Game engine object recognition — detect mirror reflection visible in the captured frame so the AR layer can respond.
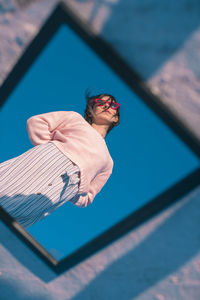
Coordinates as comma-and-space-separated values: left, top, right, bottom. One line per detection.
0, 24, 199, 260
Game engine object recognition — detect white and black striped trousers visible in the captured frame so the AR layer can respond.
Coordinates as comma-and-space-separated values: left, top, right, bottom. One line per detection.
0, 142, 80, 228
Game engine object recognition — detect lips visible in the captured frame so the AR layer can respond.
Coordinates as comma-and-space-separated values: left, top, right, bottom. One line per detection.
102, 110, 111, 114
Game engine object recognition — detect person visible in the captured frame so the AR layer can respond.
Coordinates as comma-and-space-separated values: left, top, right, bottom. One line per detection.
0, 92, 120, 228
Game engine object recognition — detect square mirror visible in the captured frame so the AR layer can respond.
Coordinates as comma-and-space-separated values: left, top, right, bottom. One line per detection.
0, 2, 199, 273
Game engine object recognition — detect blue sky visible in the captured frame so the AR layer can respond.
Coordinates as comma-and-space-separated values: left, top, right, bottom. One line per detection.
0, 24, 199, 260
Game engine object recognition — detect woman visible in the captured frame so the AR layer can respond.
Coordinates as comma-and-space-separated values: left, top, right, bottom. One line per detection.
0, 92, 120, 228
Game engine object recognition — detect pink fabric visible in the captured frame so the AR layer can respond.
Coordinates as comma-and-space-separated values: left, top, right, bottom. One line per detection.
26, 111, 113, 207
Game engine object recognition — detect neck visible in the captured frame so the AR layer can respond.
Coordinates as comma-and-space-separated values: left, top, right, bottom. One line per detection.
91, 123, 108, 139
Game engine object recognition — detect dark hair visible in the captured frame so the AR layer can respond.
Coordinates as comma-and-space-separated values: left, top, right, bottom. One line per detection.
84, 89, 120, 137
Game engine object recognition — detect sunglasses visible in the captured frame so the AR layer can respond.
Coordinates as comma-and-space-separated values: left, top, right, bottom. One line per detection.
94, 98, 120, 110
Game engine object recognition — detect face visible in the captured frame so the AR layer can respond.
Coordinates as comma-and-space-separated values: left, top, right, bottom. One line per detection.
91, 96, 119, 125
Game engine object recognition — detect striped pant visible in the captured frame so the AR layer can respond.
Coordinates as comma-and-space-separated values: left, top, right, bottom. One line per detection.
0, 142, 80, 228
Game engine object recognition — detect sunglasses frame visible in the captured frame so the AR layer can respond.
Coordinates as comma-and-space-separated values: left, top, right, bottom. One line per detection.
94, 98, 120, 110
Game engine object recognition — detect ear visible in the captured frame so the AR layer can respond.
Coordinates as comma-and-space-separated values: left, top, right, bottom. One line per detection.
113, 114, 119, 123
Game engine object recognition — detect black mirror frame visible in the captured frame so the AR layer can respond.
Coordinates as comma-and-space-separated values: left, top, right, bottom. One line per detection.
0, 1, 199, 274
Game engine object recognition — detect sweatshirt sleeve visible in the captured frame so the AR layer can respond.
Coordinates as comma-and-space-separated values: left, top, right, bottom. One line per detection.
26, 111, 75, 145
69, 166, 113, 208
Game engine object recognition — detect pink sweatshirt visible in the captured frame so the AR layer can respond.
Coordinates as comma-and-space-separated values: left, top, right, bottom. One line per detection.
26, 110, 114, 207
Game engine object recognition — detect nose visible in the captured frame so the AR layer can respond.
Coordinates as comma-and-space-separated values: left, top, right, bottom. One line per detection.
104, 101, 110, 109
